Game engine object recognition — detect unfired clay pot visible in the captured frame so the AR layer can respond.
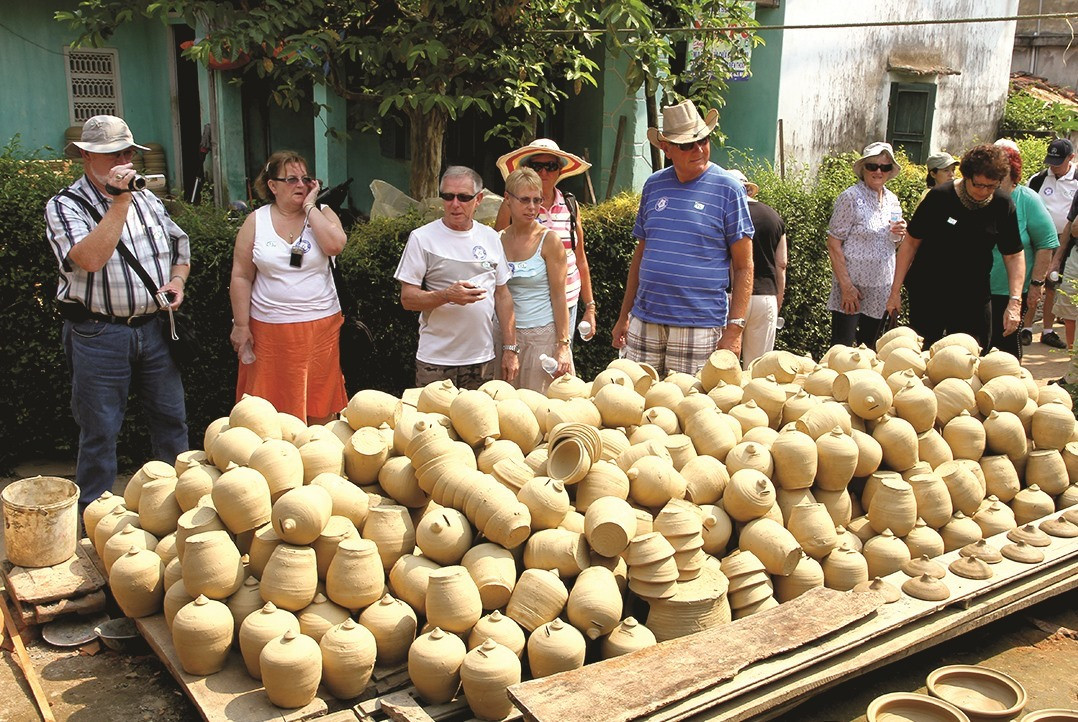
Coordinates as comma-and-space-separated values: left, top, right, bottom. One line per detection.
110, 547, 165, 618
271, 485, 333, 545
425, 565, 483, 635
172, 595, 234, 675
408, 627, 468, 704
326, 537, 385, 611
358, 594, 418, 665
260, 544, 318, 611
505, 568, 568, 632
467, 610, 526, 657
260, 630, 322, 708
248, 439, 303, 502
416, 508, 475, 565
181, 530, 244, 600
319, 618, 378, 700
363, 504, 417, 571
527, 618, 587, 678
239, 602, 300, 679
211, 466, 273, 534
460, 639, 522, 720
566, 566, 623, 640
297, 593, 351, 643
601, 617, 657, 659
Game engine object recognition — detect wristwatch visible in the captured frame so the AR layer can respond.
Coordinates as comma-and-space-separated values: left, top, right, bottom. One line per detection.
557, 338, 571, 346
1030, 279, 1045, 287
502, 344, 520, 353
728, 318, 746, 329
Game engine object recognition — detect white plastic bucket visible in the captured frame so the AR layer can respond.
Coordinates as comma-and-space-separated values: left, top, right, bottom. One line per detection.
2, 476, 79, 568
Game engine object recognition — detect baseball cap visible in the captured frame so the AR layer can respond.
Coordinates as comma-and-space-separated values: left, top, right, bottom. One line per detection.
1044, 138, 1074, 165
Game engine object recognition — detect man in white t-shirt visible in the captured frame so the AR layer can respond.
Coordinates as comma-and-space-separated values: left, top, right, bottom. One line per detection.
395, 166, 519, 388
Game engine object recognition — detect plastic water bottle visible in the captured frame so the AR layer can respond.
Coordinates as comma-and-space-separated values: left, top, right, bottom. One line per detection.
890, 209, 903, 244
577, 320, 593, 340
539, 354, 558, 377
240, 342, 256, 365
775, 316, 785, 330
1050, 271, 1061, 283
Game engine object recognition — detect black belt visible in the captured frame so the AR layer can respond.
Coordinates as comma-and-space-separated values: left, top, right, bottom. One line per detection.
59, 302, 159, 326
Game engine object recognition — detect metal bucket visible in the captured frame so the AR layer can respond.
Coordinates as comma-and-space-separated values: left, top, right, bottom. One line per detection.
2, 476, 79, 568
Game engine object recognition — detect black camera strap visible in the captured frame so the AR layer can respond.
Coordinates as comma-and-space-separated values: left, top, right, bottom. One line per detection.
58, 189, 178, 339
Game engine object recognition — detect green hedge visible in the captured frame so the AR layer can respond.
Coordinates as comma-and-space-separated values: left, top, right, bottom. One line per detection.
1, 140, 1049, 471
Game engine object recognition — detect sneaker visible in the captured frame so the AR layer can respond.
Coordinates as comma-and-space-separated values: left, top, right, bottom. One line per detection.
1041, 331, 1067, 349
1020, 328, 1033, 346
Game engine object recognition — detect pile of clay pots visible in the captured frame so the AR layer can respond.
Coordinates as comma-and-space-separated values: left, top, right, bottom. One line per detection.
88, 327, 1078, 719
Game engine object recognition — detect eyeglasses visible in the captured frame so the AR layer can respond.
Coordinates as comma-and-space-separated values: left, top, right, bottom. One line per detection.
271, 176, 316, 185
968, 178, 1001, 191
526, 160, 562, 173
864, 163, 894, 173
507, 191, 543, 206
439, 191, 479, 203
674, 138, 709, 152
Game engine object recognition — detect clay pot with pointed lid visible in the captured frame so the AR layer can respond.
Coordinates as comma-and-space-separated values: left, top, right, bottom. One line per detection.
907, 473, 953, 530
181, 529, 244, 600
680, 455, 730, 504
940, 511, 983, 553
344, 387, 399, 429
1012, 485, 1056, 525
597, 617, 655, 660
415, 507, 474, 567
723, 469, 776, 522
767, 428, 816, 491
725, 441, 774, 478
982, 410, 1027, 459
460, 639, 521, 720
296, 593, 350, 643
408, 627, 467, 704
975, 374, 1028, 416
862, 530, 912, 578
1025, 449, 1069, 496
259, 630, 322, 708
84, 491, 126, 543
941, 410, 985, 461
319, 618, 378, 700
926, 344, 977, 384
566, 566, 622, 640
845, 372, 894, 421
94, 505, 140, 559
103, 526, 159, 575
704, 380, 742, 415
467, 611, 526, 657
1031, 399, 1076, 450
495, 398, 542, 454
980, 455, 1021, 502
476, 437, 525, 474
516, 477, 570, 530
681, 407, 737, 460
728, 399, 770, 436
174, 505, 226, 564
171, 595, 233, 675
625, 455, 687, 508
811, 428, 856, 491
229, 394, 282, 440
124, 460, 176, 511
973, 497, 1017, 537
110, 547, 165, 618
527, 618, 587, 679
773, 552, 824, 602
699, 504, 733, 556
270, 485, 333, 546
247, 439, 303, 503
163, 579, 195, 631
358, 594, 417, 665
822, 545, 869, 592
903, 518, 945, 559
871, 414, 919, 473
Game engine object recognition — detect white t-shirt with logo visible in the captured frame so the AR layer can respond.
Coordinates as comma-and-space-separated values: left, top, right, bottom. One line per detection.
1032, 164, 1078, 233
394, 219, 510, 366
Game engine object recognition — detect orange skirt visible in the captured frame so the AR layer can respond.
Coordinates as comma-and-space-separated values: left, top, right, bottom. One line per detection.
236, 313, 348, 421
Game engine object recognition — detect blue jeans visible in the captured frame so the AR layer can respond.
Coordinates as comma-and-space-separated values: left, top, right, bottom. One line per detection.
63, 316, 188, 506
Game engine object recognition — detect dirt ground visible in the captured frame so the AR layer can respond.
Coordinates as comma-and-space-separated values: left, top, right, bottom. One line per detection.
0, 338, 1073, 722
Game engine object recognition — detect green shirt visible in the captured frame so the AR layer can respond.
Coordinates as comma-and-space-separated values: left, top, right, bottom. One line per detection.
990, 184, 1058, 295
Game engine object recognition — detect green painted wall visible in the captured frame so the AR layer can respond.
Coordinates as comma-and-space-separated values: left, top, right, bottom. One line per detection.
0, 4, 176, 176
712, 4, 786, 170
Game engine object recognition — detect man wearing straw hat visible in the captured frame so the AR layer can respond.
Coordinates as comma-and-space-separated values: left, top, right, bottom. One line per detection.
612, 99, 755, 373
45, 115, 190, 510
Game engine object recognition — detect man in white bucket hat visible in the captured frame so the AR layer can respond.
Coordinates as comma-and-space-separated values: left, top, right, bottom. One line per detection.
45, 115, 191, 511
612, 99, 755, 372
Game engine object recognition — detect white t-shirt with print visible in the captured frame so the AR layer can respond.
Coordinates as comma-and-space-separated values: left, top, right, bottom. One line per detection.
394, 219, 510, 366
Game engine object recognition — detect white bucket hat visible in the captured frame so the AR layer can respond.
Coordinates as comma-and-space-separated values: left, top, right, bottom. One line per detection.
647, 99, 719, 148
65, 115, 149, 158
852, 141, 901, 181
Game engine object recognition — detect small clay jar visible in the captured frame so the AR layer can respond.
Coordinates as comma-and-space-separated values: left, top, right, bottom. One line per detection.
566, 566, 623, 640
936, 461, 985, 517
774, 553, 825, 603
983, 410, 1028, 458
867, 477, 918, 536
893, 382, 938, 434
309, 472, 370, 530
980, 455, 1021, 503
467, 611, 526, 657
388, 554, 441, 615
174, 505, 227, 563
124, 460, 176, 510
527, 618, 587, 678
770, 428, 818, 490
903, 519, 945, 559
94, 506, 141, 559
260, 630, 322, 708
723, 469, 777, 522
522, 529, 590, 579
180, 529, 244, 601
862, 530, 912, 579
1032, 399, 1076, 450
358, 594, 418, 665
1012, 485, 1057, 525
505, 568, 568, 632
681, 456, 730, 505
226, 576, 264, 640
786, 502, 838, 560
821, 545, 869, 592
110, 547, 165, 618
297, 593, 351, 643
908, 473, 953, 530
319, 618, 378, 700
940, 511, 984, 553
460, 544, 517, 611
626, 455, 687, 508
364, 504, 417, 571
137, 477, 183, 538
425, 565, 483, 635
247, 438, 303, 502
416, 508, 475, 565
738, 518, 801, 576
408, 627, 468, 704
83, 491, 127, 542
871, 414, 919, 473
973, 498, 1017, 537
1025, 450, 1069, 496
516, 477, 571, 531
211, 465, 273, 534
344, 426, 391, 484
239, 602, 300, 679
103, 526, 159, 575
814, 429, 858, 491
260, 544, 318, 612
326, 537, 385, 612
271, 485, 334, 545
461, 639, 522, 720
164, 579, 195, 631
601, 617, 658, 659
229, 394, 282, 440
172, 595, 234, 675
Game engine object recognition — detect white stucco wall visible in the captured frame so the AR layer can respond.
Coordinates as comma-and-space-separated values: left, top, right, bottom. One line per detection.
775, 1, 1019, 169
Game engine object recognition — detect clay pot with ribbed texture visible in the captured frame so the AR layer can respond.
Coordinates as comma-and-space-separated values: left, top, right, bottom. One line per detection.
974, 498, 1017, 537
155, 533, 178, 565
601, 617, 658, 659
84, 492, 126, 543
388, 554, 440, 615
815, 488, 854, 526
706, 381, 744, 414
181, 530, 244, 600
449, 389, 500, 445
903, 518, 945, 559
174, 506, 226, 563
976, 375, 1029, 415
681, 455, 730, 505
940, 511, 983, 552
934, 378, 978, 426
941, 410, 985, 461
729, 400, 771, 435
574, 461, 630, 511
770, 428, 818, 490
271, 485, 332, 546
211, 426, 264, 471
867, 477, 918, 536
297, 593, 350, 643
409, 627, 467, 704
523, 529, 589, 578
326, 537, 385, 611
917, 429, 954, 469
110, 547, 165, 618
415, 508, 473, 565
248, 439, 303, 502
584, 496, 637, 558
320, 618, 377, 700
211, 466, 272, 534
682, 407, 738, 461
461, 543, 517, 611
247, 524, 280, 580
626, 455, 687, 508
358, 594, 417, 665
934, 461, 983, 516
309, 473, 369, 531
125, 460, 176, 510
983, 410, 1028, 458
468, 611, 526, 656
845, 371, 894, 420
815, 428, 858, 491
781, 389, 820, 426
787, 502, 838, 560
741, 375, 787, 426
863, 530, 912, 578
239, 602, 301, 679
739, 518, 801, 575
725, 442, 773, 479
908, 473, 953, 529
343, 427, 390, 484
226, 576, 263, 639
775, 553, 824, 602
260, 544, 318, 611
872, 414, 919, 472
822, 545, 869, 591
700, 349, 742, 391
528, 618, 586, 678
312, 515, 359, 580
1012, 485, 1056, 525
593, 382, 646, 428
505, 568, 568, 632
104, 527, 159, 574
345, 388, 398, 430
516, 477, 569, 530
1032, 399, 1075, 450
461, 639, 521, 720
172, 595, 233, 675
425, 565, 482, 635
881, 346, 927, 378
892, 381, 937, 434
418, 379, 459, 415
722, 469, 776, 522
795, 401, 853, 440
229, 394, 281, 440
163, 580, 195, 631
496, 399, 542, 454
363, 504, 416, 571
1025, 449, 1068, 495
566, 566, 622, 640
137, 477, 182, 537
260, 630, 321, 708
926, 345, 977, 384
981, 455, 1021, 502
299, 438, 346, 483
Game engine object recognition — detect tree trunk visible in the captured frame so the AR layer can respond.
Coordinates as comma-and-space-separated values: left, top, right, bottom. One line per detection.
645, 83, 663, 171
407, 106, 448, 200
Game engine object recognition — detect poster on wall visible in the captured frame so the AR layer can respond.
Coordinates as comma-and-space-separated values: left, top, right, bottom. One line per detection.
688, 2, 755, 82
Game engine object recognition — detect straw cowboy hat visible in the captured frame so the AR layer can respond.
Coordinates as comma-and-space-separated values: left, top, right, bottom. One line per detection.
852, 141, 902, 181
65, 115, 149, 159
726, 169, 759, 197
647, 99, 719, 148
496, 138, 591, 181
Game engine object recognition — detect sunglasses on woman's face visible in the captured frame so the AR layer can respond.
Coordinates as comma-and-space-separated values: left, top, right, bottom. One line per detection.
864, 163, 893, 173
508, 191, 543, 206
439, 191, 478, 203
526, 160, 562, 173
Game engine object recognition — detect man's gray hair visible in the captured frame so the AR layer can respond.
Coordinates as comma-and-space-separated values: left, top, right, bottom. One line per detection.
440, 166, 483, 194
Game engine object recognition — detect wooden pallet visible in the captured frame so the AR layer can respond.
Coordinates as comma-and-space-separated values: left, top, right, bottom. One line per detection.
355, 689, 522, 722
1, 541, 106, 624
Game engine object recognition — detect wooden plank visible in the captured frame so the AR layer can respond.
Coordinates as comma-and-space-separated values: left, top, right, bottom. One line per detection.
508, 587, 883, 722
23, 590, 106, 625
355, 689, 520, 722
2, 542, 106, 604
135, 613, 329, 722
78, 539, 107, 579
0, 591, 56, 722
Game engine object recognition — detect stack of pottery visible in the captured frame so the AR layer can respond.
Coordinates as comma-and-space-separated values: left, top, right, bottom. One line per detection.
720, 550, 777, 619
653, 501, 706, 580
645, 556, 731, 641
624, 532, 679, 599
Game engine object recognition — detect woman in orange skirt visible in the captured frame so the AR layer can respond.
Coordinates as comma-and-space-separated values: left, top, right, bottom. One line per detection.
230, 151, 348, 423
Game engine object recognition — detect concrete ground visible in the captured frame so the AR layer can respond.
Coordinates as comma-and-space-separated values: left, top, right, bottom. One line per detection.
0, 335, 1072, 721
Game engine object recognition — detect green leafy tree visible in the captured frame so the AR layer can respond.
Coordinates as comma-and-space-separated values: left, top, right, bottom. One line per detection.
58, 0, 757, 199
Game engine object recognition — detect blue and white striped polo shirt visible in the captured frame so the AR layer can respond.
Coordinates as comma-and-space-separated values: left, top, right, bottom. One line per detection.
631, 164, 755, 327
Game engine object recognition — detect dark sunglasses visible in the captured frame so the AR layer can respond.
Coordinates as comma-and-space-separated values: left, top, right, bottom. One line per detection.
439, 191, 478, 203
525, 160, 562, 172
863, 163, 893, 173
507, 191, 543, 205
271, 175, 316, 185
674, 138, 709, 152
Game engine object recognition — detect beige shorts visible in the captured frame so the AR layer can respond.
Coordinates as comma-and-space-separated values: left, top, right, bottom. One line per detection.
1052, 252, 1078, 321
